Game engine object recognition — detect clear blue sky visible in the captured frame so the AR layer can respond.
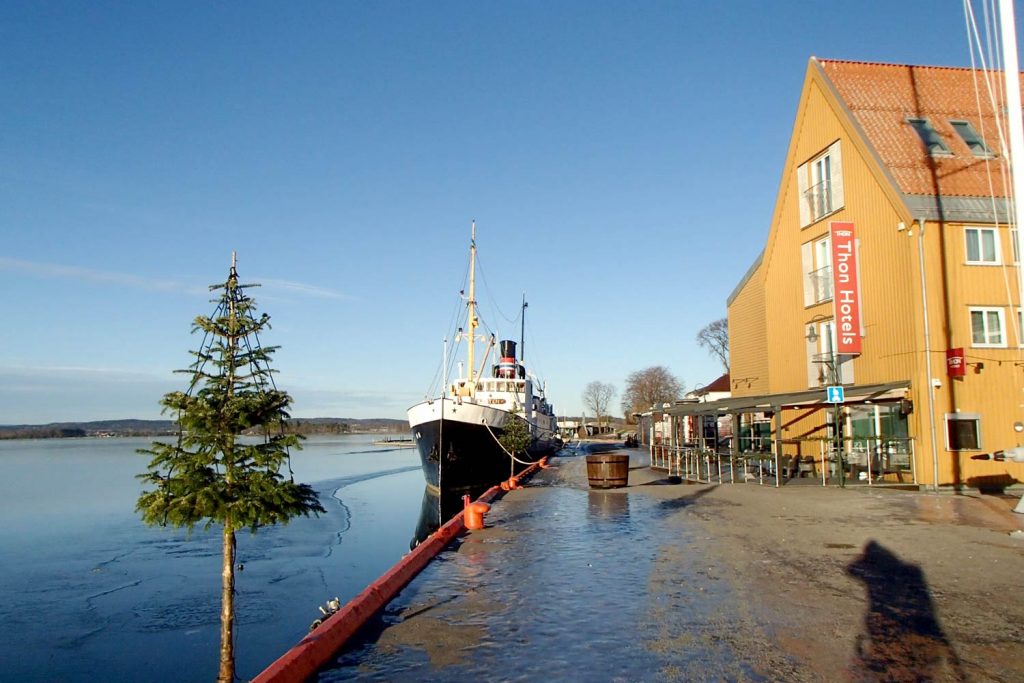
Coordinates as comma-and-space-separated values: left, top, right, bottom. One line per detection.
0, 2, 1008, 423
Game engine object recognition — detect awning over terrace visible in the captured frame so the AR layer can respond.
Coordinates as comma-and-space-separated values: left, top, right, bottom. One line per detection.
664, 381, 911, 417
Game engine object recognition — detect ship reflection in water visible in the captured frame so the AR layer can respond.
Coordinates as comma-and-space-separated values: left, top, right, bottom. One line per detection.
410, 486, 490, 548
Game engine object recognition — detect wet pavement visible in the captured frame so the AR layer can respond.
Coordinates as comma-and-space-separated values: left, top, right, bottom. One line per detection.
317, 449, 793, 681
308, 445, 1024, 682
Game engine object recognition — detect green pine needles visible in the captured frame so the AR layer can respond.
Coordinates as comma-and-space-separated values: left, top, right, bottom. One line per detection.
499, 409, 533, 462
136, 256, 324, 682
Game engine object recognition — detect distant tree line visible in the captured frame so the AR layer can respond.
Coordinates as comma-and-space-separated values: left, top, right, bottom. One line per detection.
0, 427, 89, 440
283, 420, 351, 435
1, 418, 408, 440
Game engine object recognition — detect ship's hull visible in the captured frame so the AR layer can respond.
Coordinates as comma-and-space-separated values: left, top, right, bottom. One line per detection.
407, 398, 560, 495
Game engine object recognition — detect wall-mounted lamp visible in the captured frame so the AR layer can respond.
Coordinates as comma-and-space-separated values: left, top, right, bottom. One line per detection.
1015, 421, 1024, 433
806, 325, 818, 343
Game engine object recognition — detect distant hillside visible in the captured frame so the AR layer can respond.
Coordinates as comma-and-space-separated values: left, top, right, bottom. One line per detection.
0, 417, 409, 440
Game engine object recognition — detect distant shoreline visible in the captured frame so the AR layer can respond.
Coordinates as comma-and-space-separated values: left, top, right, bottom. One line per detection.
0, 418, 410, 441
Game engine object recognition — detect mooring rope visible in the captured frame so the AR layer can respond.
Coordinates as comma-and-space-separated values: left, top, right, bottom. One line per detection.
482, 419, 541, 466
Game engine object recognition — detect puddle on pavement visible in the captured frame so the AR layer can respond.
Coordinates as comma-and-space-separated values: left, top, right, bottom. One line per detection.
318, 486, 768, 681
909, 493, 1013, 529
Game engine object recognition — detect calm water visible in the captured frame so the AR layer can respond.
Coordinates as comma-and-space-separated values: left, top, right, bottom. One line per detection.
0, 435, 425, 682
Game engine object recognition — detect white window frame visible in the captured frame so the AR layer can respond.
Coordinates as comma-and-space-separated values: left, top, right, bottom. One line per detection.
801, 235, 833, 306
964, 227, 1001, 265
1012, 229, 1019, 264
797, 141, 844, 228
805, 320, 854, 387
969, 306, 1006, 348
945, 413, 981, 451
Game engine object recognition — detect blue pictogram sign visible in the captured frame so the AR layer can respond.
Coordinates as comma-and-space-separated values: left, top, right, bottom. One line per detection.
826, 386, 845, 403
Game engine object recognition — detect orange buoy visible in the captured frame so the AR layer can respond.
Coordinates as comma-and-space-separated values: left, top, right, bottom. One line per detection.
464, 501, 491, 530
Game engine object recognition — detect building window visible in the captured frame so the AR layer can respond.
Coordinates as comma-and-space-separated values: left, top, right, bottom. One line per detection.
805, 319, 854, 387
908, 118, 951, 156
950, 120, 994, 157
945, 414, 981, 451
802, 236, 833, 305
1013, 229, 1019, 263
965, 227, 1000, 264
798, 141, 844, 227
970, 306, 1005, 347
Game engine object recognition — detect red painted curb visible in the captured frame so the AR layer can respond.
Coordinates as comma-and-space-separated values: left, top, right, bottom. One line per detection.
251, 456, 548, 682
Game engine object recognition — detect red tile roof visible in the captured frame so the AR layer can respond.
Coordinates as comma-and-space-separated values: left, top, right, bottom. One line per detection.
818, 59, 1021, 198
697, 373, 730, 394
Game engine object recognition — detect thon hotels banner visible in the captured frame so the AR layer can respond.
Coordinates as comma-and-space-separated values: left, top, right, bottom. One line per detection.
830, 221, 862, 355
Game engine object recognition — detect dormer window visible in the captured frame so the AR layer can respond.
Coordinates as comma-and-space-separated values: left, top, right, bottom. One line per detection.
907, 118, 951, 156
950, 120, 994, 157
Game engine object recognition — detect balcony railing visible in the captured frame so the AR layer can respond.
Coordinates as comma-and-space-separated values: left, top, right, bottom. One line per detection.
804, 179, 833, 220
808, 265, 833, 303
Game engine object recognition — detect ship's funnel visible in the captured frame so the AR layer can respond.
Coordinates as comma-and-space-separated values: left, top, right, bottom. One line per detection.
496, 340, 518, 378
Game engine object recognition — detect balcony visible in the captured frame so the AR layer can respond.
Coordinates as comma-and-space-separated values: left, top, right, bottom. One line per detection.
804, 179, 833, 221
808, 265, 833, 303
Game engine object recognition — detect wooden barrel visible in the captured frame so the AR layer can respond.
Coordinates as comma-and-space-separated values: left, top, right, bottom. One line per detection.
585, 454, 630, 489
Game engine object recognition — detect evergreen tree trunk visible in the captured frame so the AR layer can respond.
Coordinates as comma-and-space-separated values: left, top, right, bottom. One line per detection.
136, 257, 326, 681
218, 523, 236, 683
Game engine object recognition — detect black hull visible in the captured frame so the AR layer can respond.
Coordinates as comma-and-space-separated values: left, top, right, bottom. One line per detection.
410, 487, 467, 548
411, 416, 557, 495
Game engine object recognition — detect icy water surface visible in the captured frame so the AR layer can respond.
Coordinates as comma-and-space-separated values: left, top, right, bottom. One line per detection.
0, 435, 424, 682
321, 480, 763, 681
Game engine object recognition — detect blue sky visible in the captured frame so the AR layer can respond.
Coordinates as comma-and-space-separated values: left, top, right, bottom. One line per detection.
0, 1, 1009, 423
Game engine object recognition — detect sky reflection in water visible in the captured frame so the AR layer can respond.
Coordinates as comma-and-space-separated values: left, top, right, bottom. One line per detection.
0, 434, 424, 682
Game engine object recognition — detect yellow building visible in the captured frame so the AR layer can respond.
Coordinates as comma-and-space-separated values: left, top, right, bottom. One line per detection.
722, 58, 1024, 489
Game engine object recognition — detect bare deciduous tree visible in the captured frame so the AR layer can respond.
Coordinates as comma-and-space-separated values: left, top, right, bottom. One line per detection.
581, 381, 616, 428
620, 366, 684, 417
696, 317, 729, 370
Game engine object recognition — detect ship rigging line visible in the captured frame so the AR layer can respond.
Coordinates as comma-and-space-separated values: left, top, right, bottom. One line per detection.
482, 419, 543, 466
964, 1, 1024, 355
474, 252, 518, 324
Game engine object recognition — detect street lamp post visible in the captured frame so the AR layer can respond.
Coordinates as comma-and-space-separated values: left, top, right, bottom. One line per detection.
806, 323, 846, 487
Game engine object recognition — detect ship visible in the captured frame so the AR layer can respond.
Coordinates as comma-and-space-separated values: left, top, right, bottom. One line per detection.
407, 224, 561, 497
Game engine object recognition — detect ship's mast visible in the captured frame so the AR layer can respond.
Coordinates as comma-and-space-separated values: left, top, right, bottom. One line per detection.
1000, 0, 1024, 438
466, 221, 479, 387
520, 293, 527, 363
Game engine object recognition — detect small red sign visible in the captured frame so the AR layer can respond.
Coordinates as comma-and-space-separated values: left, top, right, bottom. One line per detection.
946, 348, 966, 377
830, 222, 862, 355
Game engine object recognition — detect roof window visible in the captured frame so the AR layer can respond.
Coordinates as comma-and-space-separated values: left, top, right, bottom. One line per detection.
950, 120, 994, 157
907, 118, 951, 156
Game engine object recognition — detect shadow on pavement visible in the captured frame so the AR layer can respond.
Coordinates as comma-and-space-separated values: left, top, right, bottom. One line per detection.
656, 484, 718, 511
846, 540, 966, 681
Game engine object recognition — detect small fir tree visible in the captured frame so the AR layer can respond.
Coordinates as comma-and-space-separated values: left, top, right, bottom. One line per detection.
136, 255, 324, 683
499, 409, 534, 477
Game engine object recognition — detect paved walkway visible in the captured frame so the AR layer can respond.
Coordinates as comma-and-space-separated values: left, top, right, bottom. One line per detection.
317, 448, 1024, 682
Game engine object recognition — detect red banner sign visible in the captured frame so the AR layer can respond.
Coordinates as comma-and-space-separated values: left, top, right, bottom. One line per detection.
946, 348, 966, 377
830, 222, 862, 355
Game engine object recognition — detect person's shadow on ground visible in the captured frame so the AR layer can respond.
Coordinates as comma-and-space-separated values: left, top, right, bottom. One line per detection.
846, 540, 965, 681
